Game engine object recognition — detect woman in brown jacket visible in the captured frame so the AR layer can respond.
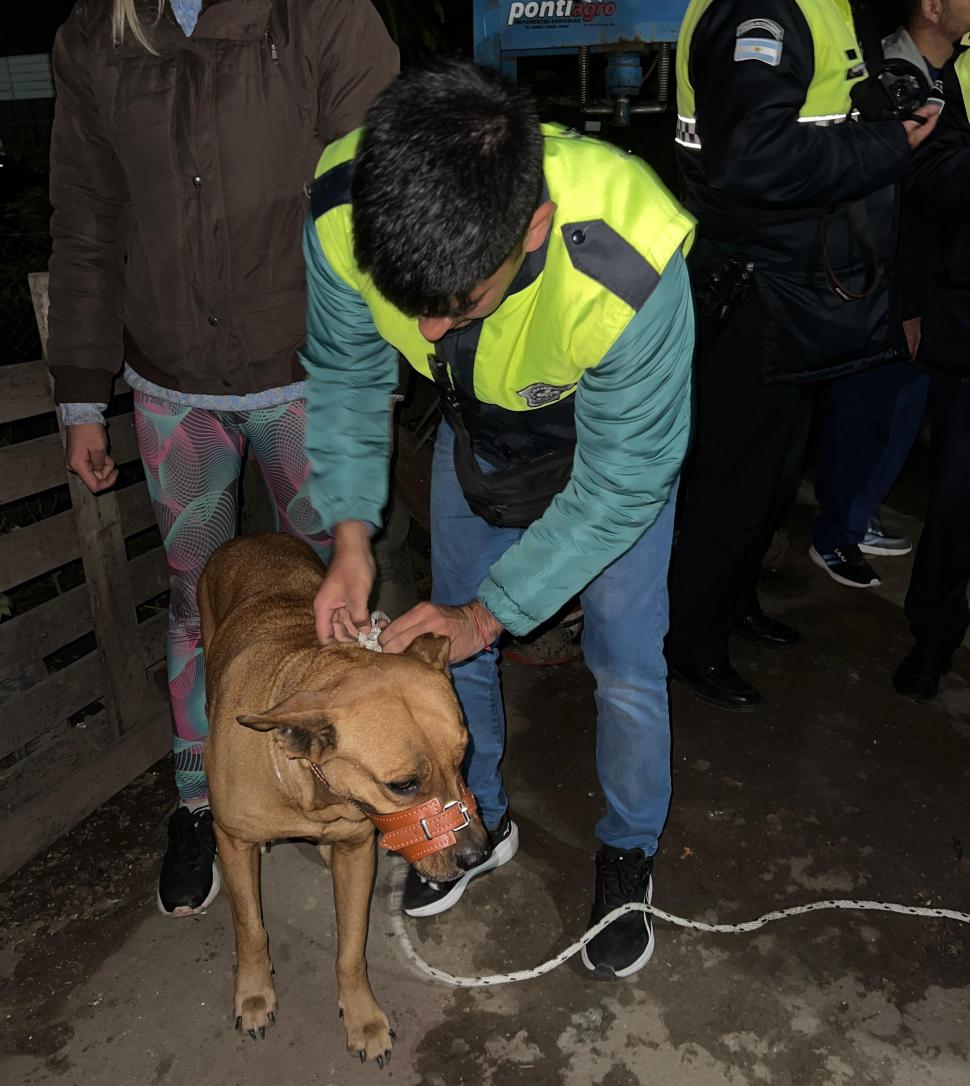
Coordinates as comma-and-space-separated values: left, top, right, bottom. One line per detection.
47, 0, 397, 915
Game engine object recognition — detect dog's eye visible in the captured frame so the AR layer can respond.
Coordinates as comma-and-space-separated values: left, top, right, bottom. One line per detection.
386, 779, 420, 795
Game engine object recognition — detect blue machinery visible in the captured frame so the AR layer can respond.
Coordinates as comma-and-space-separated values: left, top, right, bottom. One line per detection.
473, 1, 690, 126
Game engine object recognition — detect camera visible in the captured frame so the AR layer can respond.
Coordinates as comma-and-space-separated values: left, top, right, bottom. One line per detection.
850, 58, 931, 123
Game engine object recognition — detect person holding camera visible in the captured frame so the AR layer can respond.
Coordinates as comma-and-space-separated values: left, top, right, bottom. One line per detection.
810, 1, 970, 592
666, 0, 940, 712
893, 39, 970, 702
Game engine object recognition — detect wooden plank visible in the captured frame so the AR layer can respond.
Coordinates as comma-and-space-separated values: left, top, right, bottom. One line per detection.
0, 582, 92, 673
0, 507, 78, 593
138, 610, 168, 667
1, 654, 103, 762
128, 546, 169, 603
30, 273, 153, 741
0, 432, 64, 505
0, 708, 170, 882
0, 361, 52, 425
118, 482, 156, 536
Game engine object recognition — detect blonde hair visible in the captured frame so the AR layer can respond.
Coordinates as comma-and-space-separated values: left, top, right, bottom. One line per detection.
112, 0, 165, 53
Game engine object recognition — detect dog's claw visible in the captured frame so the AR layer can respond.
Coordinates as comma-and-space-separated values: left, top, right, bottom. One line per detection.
389, 1029, 397, 1040
377, 1056, 384, 1069
359, 1051, 365, 1063
235, 1016, 242, 1031
384, 1049, 392, 1063
248, 1028, 257, 1041
338, 1007, 343, 1018
259, 1027, 265, 1040
268, 1013, 275, 1025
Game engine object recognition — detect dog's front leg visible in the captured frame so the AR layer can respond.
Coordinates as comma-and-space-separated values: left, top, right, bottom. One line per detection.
214, 825, 277, 1038
330, 833, 393, 1064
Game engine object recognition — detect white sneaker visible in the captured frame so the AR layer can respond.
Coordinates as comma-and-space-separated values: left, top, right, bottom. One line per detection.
859, 519, 912, 557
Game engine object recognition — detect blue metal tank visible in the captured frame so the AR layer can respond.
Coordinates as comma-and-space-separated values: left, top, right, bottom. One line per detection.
473, 1, 690, 126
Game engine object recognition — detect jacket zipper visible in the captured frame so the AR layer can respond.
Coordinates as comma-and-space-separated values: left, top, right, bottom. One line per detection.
265, 29, 279, 64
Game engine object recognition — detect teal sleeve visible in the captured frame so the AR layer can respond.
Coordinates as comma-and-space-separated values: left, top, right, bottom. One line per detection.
477, 250, 694, 636
299, 215, 400, 532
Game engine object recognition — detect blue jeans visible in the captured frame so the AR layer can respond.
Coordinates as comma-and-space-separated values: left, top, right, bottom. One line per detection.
814, 361, 928, 554
430, 424, 676, 855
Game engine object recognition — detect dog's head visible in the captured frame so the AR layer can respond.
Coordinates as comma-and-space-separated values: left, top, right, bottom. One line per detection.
237, 635, 490, 881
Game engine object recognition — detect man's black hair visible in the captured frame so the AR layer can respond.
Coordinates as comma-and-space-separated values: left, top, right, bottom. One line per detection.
351, 59, 545, 318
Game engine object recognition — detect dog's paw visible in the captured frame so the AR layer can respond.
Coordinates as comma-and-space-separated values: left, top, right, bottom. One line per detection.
234, 991, 278, 1041
340, 999, 393, 1066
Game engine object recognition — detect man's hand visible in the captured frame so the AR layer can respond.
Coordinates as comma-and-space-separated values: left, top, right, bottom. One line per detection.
313, 521, 375, 644
380, 599, 503, 663
65, 422, 119, 493
902, 104, 941, 150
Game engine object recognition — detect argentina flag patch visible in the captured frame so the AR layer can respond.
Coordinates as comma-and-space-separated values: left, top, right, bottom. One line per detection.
734, 36, 783, 65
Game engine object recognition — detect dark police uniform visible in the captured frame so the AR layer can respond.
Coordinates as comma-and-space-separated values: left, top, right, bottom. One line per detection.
668, 0, 914, 676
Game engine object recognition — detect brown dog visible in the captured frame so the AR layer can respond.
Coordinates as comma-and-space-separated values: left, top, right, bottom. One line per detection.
198, 533, 489, 1064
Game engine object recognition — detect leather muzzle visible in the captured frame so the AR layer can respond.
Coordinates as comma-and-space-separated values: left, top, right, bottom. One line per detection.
308, 763, 480, 863
369, 779, 480, 863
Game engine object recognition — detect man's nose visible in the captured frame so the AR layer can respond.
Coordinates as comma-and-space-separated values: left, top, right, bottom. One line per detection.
418, 314, 455, 342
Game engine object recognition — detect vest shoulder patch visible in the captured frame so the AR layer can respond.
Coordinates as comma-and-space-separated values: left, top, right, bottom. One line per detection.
560, 219, 660, 312
516, 381, 577, 408
735, 37, 783, 66
310, 160, 353, 221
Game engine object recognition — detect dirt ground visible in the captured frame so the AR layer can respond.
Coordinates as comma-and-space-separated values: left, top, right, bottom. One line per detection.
1, 483, 968, 1086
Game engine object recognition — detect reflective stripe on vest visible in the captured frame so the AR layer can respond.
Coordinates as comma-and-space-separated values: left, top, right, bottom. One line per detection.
676, 0, 866, 151
957, 49, 970, 120
311, 124, 695, 414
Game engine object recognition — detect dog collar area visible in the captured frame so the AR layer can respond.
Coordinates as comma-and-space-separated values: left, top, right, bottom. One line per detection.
306, 762, 480, 863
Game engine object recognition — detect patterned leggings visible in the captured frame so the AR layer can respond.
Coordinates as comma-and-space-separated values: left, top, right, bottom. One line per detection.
134, 392, 331, 802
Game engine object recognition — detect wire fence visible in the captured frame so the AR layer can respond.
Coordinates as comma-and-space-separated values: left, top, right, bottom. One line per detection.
0, 232, 50, 366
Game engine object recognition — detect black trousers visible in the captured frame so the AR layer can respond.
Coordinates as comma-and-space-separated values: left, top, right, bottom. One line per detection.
667, 296, 815, 668
904, 374, 970, 653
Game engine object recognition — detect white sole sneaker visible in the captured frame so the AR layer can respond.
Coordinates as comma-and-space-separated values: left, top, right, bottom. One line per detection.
404, 821, 520, 918
581, 875, 655, 978
859, 539, 912, 557
809, 546, 880, 589
157, 857, 222, 917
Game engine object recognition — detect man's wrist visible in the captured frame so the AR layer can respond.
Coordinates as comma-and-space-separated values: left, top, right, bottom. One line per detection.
332, 520, 372, 553
468, 599, 503, 646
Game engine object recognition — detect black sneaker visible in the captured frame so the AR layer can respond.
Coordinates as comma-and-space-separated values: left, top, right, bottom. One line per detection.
402, 812, 519, 918
809, 544, 880, 589
157, 805, 221, 917
581, 845, 654, 979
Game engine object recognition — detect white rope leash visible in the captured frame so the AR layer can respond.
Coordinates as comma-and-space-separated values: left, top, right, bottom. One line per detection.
388, 868, 970, 988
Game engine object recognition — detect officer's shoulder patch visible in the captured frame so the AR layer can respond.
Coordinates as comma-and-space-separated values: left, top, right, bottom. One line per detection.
516, 382, 577, 408
310, 160, 353, 221
560, 219, 660, 312
734, 16, 784, 66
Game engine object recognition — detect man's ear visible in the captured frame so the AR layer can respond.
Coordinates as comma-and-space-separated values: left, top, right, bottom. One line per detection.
237, 691, 336, 757
404, 633, 451, 672
523, 200, 556, 254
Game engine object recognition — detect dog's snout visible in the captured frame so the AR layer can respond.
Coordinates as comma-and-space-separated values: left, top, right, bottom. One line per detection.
455, 839, 491, 871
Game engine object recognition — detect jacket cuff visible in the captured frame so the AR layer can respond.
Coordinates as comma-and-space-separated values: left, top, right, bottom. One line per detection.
50, 365, 117, 406
476, 578, 539, 639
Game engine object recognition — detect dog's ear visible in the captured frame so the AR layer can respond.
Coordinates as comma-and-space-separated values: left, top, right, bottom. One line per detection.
237, 692, 335, 757
404, 633, 451, 671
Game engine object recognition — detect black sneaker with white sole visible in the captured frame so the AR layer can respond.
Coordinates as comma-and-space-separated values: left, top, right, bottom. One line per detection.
157, 805, 221, 917
581, 845, 654, 979
402, 811, 518, 918
809, 544, 880, 589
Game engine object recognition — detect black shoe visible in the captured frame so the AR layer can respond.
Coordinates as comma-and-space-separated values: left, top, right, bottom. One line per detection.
733, 611, 800, 651
669, 660, 762, 713
402, 812, 519, 918
581, 846, 655, 979
809, 544, 880, 588
157, 805, 221, 916
892, 645, 952, 704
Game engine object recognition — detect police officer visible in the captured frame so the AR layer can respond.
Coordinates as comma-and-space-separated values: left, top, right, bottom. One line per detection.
667, 0, 940, 712
301, 61, 695, 978
894, 41, 970, 702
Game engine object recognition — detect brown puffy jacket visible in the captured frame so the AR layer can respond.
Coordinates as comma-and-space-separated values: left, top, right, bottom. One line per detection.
48, 0, 398, 403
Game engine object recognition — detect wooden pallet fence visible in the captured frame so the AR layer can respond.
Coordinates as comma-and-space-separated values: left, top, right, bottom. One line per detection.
0, 273, 171, 882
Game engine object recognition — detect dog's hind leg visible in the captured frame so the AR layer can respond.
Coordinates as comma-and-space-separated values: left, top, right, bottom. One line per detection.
330, 834, 393, 1064
214, 824, 278, 1039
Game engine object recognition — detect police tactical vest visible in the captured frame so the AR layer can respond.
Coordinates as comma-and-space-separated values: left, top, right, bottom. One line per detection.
676, 0, 866, 148
957, 48, 970, 118
311, 124, 693, 522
